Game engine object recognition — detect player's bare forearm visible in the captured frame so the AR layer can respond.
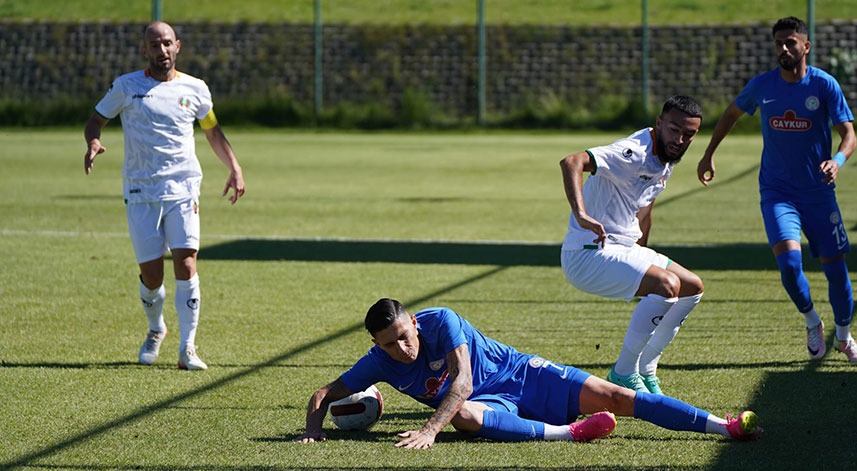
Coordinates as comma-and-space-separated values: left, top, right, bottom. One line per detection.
560, 152, 606, 245
835, 121, 856, 158
203, 124, 245, 203
636, 202, 654, 247
83, 114, 109, 175
298, 377, 351, 442
699, 102, 744, 185
396, 344, 472, 449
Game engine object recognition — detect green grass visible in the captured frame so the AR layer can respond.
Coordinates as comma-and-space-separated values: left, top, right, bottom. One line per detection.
1, 0, 856, 24
1, 128, 857, 470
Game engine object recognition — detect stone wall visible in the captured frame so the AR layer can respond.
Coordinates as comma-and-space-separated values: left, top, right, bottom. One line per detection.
2, 19, 856, 117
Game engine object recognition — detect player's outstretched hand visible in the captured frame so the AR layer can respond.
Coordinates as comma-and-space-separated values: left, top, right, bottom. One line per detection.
395, 429, 436, 449
84, 140, 106, 175
697, 154, 715, 186
819, 159, 840, 184
575, 215, 607, 248
222, 168, 245, 204
295, 432, 327, 443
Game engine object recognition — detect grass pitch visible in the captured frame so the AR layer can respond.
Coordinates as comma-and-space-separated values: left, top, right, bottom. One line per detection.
1, 128, 856, 470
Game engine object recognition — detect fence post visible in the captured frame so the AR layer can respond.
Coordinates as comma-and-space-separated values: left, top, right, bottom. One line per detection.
477, 0, 486, 126
314, 0, 323, 123
152, 0, 162, 21
641, 0, 649, 121
807, 0, 815, 65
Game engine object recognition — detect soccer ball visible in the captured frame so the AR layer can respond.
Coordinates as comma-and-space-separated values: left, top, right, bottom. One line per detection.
328, 384, 384, 430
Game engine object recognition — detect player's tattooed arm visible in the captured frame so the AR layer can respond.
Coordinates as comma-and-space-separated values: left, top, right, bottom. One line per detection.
296, 376, 352, 443
395, 343, 473, 449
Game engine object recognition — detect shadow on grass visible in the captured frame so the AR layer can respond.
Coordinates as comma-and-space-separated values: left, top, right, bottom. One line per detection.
0, 267, 507, 471
711, 328, 857, 470
709, 370, 857, 470
200, 238, 845, 272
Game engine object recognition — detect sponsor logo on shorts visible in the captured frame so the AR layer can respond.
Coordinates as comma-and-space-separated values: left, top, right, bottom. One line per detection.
187, 298, 199, 310
130, 189, 141, 194
622, 148, 633, 158
805, 96, 820, 111
830, 212, 841, 224
652, 315, 663, 326
769, 110, 811, 131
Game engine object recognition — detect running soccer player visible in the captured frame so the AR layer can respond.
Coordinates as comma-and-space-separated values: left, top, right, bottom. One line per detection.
559, 96, 705, 394
83, 21, 245, 370
296, 298, 760, 449
698, 16, 857, 362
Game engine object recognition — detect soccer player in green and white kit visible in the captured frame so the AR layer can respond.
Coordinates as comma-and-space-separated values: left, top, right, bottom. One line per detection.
83, 21, 245, 370
559, 96, 705, 395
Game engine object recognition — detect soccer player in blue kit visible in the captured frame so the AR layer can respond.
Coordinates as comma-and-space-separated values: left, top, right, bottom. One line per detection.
698, 17, 857, 362
296, 298, 760, 449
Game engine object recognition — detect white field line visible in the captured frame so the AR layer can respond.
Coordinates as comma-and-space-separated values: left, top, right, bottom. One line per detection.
0, 228, 726, 248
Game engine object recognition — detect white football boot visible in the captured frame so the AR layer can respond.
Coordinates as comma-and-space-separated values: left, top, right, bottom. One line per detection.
178, 345, 208, 370
138, 330, 167, 365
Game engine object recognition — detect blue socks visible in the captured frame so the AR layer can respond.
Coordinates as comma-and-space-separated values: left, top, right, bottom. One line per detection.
776, 250, 814, 313
822, 258, 854, 329
633, 391, 708, 433
475, 409, 544, 441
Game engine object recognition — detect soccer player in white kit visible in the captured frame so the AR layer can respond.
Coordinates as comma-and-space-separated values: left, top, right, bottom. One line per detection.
559, 96, 704, 394
83, 21, 245, 370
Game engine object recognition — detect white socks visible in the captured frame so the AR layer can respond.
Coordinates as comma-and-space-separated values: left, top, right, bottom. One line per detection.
614, 294, 677, 376
802, 307, 822, 329
140, 282, 167, 333
704, 414, 730, 437
175, 273, 201, 350
639, 293, 703, 376
543, 423, 574, 441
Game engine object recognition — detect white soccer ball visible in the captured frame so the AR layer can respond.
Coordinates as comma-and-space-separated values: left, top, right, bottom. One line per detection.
328, 384, 384, 430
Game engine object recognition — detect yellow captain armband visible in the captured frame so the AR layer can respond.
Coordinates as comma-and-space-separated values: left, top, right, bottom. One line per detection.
199, 110, 218, 130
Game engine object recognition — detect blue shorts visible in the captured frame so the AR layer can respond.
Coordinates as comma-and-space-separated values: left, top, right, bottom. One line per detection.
760, 190, 850, 258
470, 355, 591, 425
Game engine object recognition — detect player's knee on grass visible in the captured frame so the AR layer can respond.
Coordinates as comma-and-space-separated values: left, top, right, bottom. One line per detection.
451, 402, 490, 433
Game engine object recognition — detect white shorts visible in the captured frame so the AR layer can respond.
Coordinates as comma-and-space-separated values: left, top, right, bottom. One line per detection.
561, 244, 669, 301
126, 197, 200, 264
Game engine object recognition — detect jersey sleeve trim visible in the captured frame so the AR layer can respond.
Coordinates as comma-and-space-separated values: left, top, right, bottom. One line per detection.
198, 110, 218, 130
94, 108, 112, 120
585, 149, 597, 175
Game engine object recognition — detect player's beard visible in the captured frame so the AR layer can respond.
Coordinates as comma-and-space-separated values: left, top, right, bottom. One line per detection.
778, 49, 804, 71
656, 132, 687, 164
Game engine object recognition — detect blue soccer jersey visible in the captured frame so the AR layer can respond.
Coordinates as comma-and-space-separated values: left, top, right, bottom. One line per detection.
734, 66, 853, 197
340, 308, 530, 409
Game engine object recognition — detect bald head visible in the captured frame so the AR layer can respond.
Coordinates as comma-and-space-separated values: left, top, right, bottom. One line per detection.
141, 21, 180, 80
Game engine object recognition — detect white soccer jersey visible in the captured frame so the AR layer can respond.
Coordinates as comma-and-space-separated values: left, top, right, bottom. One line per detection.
562, 128, 673, 250
95, 70, 213, 203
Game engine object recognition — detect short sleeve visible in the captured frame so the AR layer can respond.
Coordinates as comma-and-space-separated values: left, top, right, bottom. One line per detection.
94, 78, 128, 119
586, 141, 639, 182
435, 309, 468, 355
196, 82, 213, 121
340, 353, 384, 394
735, 77, 760, 116
824, 75, 854, 125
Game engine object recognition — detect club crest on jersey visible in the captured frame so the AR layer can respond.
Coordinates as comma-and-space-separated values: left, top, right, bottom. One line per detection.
831, 212, 841, 224
429, 359, 445, 371
805, 96, 820, 111
179, 96, 191, 108
770, 110, 811, 131
529, 357, 545, 368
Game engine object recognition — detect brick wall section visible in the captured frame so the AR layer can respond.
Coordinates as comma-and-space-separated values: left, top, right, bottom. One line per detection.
2, 19, 855, 116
